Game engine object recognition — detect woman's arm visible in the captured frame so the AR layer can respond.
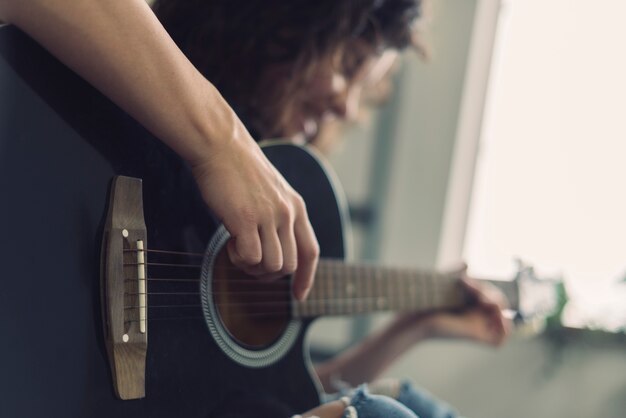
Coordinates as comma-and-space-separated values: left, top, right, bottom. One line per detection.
0, 0, 319, 299
315, 280, 511, 391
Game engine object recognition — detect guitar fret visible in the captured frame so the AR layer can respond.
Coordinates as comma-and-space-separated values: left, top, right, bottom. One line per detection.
405, 270, 412, 310
374, 266, 381, 311
408, 271, 416, 310
420, 270, 426, 310
399, 269, 405, 310
431, 272, 438, 307
387, 268, 393, 310
401, 269, 407, 310
364, 264, 371, 313
325, 262, 332, 317
356, 265, 361, 313
390, 268, 397, 310
342, 263, 347, 315
323, 262, 330, 316
333, 261, 340, 316
353, 264, 359, 315
396, 268, 402, 311
427, 271, 433, 308
397, 269, 403, 311
395, 268, 401, 310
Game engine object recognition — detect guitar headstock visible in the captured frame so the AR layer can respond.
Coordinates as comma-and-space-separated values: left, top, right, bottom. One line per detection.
511, 259, 565, 325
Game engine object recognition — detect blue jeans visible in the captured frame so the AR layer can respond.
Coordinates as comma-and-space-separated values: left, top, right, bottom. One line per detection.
339, 381, 460, 418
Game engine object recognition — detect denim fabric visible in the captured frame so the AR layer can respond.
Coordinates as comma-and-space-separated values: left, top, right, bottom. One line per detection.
343, 385, 418, 418
334, 381, 461, 418
396, 380, 459, 418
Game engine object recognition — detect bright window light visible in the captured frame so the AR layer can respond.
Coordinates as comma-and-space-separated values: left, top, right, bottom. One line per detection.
463, 0, 626, 331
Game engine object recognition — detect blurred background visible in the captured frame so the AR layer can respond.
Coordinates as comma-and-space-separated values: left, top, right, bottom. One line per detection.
309, 0, 626, 417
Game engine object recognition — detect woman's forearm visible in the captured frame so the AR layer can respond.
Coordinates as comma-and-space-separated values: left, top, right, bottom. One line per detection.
315, 281, 511, 393
315, 315, 430, 392
0, 0, 320, 299
0, 0, 235, 164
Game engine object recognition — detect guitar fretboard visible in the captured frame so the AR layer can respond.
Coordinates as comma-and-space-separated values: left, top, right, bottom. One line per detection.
292, 259, 468, 318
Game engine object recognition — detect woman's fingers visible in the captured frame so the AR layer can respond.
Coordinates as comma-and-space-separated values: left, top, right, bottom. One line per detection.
291, 205, 320, 301
191, 130, 320, 300
258, 225, 283, 273
227, 227, 262, 267
460, 277, 510, 311
278, 222, 298, 277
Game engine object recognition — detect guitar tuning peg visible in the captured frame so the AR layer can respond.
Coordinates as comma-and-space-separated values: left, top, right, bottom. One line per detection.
510, 258, 564, 324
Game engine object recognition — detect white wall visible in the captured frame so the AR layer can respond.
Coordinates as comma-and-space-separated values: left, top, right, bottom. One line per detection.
312, 1, 626, 417
311, 0, 483, 349
387, 333, 626, 418
330, 0, 482, 268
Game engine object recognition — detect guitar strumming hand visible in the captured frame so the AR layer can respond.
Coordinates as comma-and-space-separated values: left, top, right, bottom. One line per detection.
0, 0, 319, 301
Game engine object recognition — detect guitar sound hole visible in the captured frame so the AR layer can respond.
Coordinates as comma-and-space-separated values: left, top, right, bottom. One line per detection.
212, 249, 291, 349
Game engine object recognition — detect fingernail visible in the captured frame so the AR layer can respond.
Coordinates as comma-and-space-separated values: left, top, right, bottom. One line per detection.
299, 286, 311, 301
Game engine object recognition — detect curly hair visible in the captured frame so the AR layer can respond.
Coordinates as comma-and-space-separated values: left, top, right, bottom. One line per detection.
152, 0, 424, 137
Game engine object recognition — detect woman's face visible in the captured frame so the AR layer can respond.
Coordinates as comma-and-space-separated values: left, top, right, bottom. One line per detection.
254, 42, 398, 142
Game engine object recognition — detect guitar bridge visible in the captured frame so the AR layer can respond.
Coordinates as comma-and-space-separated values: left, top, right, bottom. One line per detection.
100, 176, 148, 400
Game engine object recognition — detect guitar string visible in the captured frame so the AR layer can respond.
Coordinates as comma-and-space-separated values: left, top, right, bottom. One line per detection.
121, 247, 393, 267
121, 261, 406, 274
125, 316, 204, 323
122, 306, 516, 325
122, 301, 403, 323
122, 303, 393, 324
121, 277, 441, 291
122, 303, 516, 325
121, 261, 371, 274
123, 248, 204, 257
122, 289, 454, 302
124, 278, 292, 284
121, 278, 430, 295
121, 247, 445, 276
125, 278, 200, 283
123, 262, 201, 268
122, 312, 295, 324
126, 291, 290, 296
122, 313, 299, 324
122, 259, 449, 280
123, 296, 392, 310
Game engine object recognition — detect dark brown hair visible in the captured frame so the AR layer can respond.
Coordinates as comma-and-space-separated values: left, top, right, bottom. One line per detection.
153, 0, 423, 137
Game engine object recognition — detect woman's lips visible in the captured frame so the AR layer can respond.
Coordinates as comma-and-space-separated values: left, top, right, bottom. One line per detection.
303, 118, 318, 138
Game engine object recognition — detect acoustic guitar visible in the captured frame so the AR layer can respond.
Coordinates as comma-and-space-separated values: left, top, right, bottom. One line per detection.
0, 25, 553, 417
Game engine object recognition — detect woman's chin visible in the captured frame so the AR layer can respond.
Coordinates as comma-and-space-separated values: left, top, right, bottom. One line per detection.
302, 119, 319, 139
274, 119, 318, 144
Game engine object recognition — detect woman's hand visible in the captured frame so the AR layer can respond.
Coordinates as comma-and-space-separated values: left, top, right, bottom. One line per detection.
315, 270, 512, 390
296, 399, 348, 418
396, 278, 512, 347
191, 124, 319, 300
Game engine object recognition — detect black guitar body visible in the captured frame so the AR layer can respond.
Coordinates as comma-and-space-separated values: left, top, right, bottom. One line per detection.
0, 26, 347, 417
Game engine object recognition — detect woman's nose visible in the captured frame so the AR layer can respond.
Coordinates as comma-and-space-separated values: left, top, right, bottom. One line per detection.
328, 73, 360, 121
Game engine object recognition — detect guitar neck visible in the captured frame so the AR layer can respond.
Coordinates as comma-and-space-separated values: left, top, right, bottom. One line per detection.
292, 259, 520, 318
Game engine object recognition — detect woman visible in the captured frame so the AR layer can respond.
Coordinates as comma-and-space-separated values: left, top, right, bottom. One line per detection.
0, 1, 509, 416
153, 2, 510, 417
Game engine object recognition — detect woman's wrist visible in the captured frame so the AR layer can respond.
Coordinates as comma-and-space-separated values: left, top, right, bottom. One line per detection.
175, 78, 252, 169
387, 312, 434, 345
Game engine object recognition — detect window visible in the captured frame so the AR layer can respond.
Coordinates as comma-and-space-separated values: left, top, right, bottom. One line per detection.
464, 0, 626, 331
